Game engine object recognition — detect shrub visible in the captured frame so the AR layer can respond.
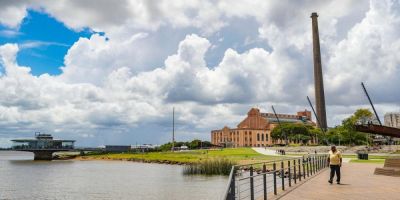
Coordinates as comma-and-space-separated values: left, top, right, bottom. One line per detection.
183, 158, 236, 176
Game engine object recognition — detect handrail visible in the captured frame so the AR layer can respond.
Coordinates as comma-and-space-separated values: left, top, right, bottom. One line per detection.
234, 154, 324, 167
222, 165, 236, 200
222, 154, 329, 200
233, 156, 300, 168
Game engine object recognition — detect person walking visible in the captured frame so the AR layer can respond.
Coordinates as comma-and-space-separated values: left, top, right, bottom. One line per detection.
328, 145, 342, 184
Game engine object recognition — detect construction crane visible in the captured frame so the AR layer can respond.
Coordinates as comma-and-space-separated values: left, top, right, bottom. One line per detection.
355, 82, 400, 139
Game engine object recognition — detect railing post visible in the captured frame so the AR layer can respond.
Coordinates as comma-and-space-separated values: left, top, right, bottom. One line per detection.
288, 160, 291, 187
302, 158, 306, 179
263, 164, 267, 200
298, 158, 302, 181
313, 157, 316, 174
273, 162, 277, 195
230, 168, 236, 200
281, 161, 285, 191
307, 157, 310, 177
326, 155, 328, 167
293, 160, 297, 184
321, 156, 324, 169
318, 156, 321, 171
250, 166, 254, 200
319, 155, 322, 170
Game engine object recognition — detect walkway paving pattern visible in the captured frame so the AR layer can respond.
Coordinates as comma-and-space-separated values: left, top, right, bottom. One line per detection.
280, 163, 400, 200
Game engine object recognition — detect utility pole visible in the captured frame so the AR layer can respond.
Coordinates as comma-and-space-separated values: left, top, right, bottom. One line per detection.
172, 107, 175, 152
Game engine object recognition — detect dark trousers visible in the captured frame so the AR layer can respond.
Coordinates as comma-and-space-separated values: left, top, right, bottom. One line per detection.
329, 165, 341, 182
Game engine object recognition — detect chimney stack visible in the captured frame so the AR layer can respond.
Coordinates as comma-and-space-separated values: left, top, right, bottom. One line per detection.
311, 12, 327, 130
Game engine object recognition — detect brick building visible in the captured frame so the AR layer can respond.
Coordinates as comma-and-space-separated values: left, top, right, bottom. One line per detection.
211, 108, 315, 147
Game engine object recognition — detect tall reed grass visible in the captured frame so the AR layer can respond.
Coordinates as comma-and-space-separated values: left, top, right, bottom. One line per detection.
183, 158, 236, 175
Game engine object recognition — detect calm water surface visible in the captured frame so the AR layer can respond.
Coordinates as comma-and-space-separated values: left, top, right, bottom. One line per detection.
0, 151, 228, 200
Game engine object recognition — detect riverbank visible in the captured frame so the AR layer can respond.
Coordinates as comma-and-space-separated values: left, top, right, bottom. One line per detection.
75, 148, 280, 165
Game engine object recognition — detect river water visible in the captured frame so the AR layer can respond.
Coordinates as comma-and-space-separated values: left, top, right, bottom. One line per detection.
0, 151, 228, 200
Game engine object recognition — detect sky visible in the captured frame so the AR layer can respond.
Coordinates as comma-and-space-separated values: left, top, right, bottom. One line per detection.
0, 0, 399, 147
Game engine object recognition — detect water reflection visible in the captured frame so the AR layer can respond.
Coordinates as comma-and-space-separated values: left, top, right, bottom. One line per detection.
0, 151, 228, 200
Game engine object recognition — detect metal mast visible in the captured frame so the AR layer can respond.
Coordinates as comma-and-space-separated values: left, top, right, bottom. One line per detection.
172, 107, 175, 151
361, 82, 382, 125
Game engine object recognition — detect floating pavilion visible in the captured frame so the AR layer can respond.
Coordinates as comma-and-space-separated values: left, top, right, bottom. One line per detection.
11, 133, 75, 160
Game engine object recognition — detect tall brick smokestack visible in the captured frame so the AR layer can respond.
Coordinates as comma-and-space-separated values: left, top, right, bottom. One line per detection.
311, 12, 327, 130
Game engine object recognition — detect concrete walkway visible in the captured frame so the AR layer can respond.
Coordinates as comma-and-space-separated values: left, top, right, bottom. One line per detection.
252, 147, 278, 156
279, 163, 400, 200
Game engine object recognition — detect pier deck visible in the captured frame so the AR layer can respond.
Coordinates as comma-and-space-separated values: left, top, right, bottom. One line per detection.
279, 163, 400, 200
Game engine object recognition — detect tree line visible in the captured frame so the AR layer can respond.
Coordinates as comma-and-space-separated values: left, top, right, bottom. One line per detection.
271, 109, 375, 146
159, 139, 212, 151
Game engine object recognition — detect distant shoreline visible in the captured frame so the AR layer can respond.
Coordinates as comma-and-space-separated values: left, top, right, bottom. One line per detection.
64, 148, 279, 166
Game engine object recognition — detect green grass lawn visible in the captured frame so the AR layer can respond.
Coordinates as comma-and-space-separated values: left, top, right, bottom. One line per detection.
349, 159, 385, 164
80, 148, 280, 164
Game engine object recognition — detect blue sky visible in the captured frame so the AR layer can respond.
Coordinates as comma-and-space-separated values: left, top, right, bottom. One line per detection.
0, 1, 399, 147
0, 10, 92, 75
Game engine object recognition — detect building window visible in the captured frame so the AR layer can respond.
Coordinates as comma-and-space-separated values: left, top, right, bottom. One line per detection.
261, 134, 264, 141
257, 133, 260, 141
265, 134, 268, 141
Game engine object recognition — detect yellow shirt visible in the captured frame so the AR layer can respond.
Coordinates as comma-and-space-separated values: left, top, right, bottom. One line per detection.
329, 150, 342, 165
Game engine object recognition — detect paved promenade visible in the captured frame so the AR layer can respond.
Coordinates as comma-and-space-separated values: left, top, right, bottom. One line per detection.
280, 163, 400, 200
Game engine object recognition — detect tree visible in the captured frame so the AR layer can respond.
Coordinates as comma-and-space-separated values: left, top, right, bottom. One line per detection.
188, 139, 201, 149
325, 109, 373, 146
271, 123, 314, 145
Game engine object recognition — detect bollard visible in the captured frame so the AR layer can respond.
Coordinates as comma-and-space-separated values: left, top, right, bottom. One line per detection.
281, 161, 285, 191
288, 160, 291, 187
273, 162, 277, 195
250, 166, 254, 200
263, 164, 267, 200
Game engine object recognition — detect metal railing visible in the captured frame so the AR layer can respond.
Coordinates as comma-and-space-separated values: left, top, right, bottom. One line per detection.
223, 154, 329, 200
12, 145, 74, 150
